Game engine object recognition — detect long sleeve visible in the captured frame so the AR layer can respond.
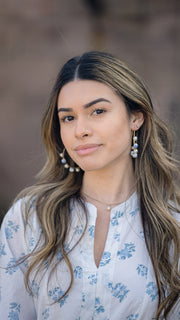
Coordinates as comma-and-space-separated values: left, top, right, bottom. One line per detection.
0, 194, 179, 320
0, 200, 36, 319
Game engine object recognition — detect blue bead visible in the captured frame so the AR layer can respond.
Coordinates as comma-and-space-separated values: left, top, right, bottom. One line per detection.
133, 143, 138, 148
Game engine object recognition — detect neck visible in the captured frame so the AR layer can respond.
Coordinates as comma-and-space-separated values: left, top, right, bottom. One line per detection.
81, 159, 136, 205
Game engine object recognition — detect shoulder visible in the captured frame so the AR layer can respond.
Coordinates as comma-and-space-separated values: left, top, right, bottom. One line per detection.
172, 211, 180, 223
1, 199, 26, 237
169, 201, 180, 224
1, 197, 40, 230
0, 197, 42, 257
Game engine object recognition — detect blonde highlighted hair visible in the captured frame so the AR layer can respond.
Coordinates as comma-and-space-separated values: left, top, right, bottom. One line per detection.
16, 51, 180, 319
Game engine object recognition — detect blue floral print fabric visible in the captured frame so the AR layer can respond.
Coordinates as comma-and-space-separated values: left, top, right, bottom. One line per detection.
0, 192, 179, 319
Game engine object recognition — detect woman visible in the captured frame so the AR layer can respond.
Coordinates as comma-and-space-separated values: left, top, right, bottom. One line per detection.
0, 51, 179, 320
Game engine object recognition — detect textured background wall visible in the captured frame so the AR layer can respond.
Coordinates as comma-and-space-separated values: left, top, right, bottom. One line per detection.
0, 0, 180, 222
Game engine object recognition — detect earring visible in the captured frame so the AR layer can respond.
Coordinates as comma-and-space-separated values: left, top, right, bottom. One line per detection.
131, 131, 138, 158
59, 149, 80, 172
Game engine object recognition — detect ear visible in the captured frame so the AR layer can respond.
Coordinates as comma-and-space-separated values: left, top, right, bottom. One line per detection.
130, 112, 144, 131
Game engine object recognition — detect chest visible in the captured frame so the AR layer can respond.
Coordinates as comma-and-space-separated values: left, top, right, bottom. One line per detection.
34, 206, 158, 320
94, 209, 111, 268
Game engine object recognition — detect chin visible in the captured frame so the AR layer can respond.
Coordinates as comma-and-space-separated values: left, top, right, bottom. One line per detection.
80, 166, 100, 172
79, 162, 107, 172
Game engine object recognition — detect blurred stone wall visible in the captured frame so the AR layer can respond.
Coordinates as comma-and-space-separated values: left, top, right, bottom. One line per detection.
0, 0, 180, 223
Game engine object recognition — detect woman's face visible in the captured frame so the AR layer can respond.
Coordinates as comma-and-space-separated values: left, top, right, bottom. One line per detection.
57, 80, 142, 172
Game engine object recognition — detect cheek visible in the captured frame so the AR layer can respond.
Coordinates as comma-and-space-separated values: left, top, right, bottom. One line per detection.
60, 127, 69, 148
110, 118, 131, 138
107, 122, 132, 150
60, 127, 75, 158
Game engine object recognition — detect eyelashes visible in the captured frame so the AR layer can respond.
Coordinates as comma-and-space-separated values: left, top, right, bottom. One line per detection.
92, 108, 106, 115
60, 115, 74, 123
60, 108, 107, 123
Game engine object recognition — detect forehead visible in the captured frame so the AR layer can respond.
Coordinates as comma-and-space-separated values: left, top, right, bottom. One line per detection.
57, 80, 120, 107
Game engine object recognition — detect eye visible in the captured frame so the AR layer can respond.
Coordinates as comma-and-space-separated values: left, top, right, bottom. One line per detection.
61, 115, 74, 123
92, 108, 106, 116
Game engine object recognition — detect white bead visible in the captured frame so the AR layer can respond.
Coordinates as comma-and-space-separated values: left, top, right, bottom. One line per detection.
133, 136, 137, 141
59, 153, 63, 158
133, 153, 138, 158
64, 163, 69, 168
107, 205, 111, 211
61, 158, 66, 164
75, 167, 80, 172
69, 167, 74, 172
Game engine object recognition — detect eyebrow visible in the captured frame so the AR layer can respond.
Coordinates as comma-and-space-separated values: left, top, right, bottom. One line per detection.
57, 98, 111, 113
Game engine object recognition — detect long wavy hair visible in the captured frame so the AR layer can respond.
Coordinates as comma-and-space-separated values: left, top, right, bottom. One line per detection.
16, 51, 180, 319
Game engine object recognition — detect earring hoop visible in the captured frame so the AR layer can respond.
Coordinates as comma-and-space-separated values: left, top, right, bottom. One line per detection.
59, 149, 80, 172
130, 131, 138, 158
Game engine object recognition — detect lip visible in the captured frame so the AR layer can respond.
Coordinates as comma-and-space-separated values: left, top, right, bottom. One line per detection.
74, 144, 102, 155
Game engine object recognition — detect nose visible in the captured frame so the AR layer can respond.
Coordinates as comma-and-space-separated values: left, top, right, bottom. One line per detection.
74, 116, 92, 139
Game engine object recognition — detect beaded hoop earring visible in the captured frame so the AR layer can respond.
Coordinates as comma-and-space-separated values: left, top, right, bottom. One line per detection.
59, 149, 80, 172
130, 130, 138, 158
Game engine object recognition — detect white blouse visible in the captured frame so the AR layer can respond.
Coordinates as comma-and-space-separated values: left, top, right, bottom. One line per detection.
0, 192, 179, 320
